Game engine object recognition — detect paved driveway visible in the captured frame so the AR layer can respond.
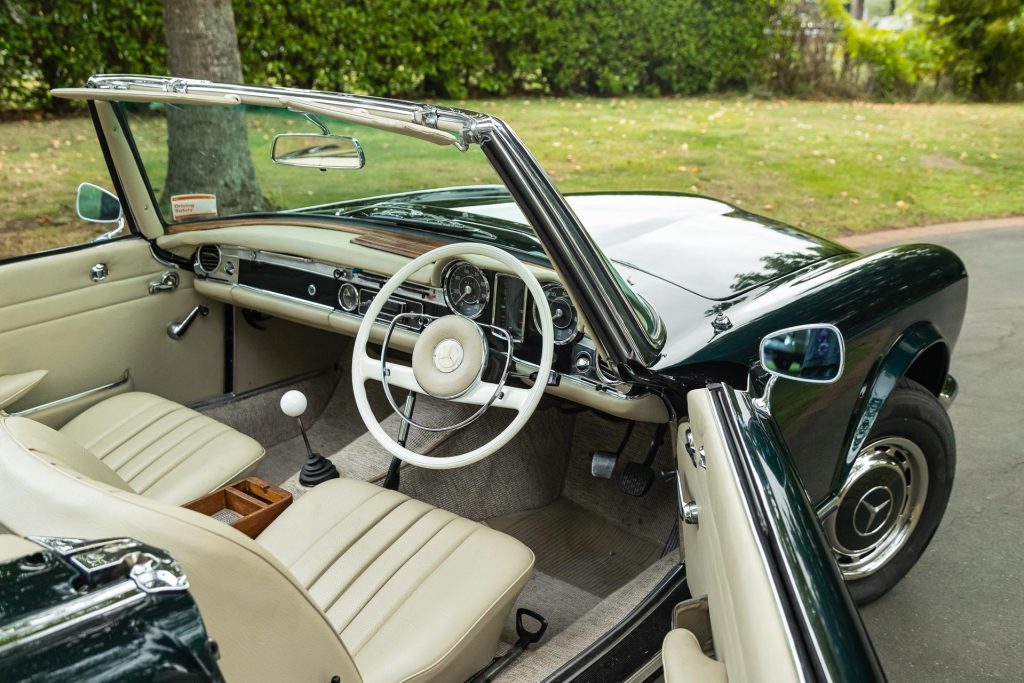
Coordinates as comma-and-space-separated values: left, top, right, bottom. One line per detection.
856, 225, 1024, 681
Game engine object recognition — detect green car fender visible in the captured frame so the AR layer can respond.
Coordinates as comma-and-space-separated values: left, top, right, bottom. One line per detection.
832, 320, 949, 496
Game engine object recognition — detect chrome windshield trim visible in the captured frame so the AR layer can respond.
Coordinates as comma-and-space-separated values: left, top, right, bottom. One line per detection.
82, 75, 483, 144
481, 121, 665, 366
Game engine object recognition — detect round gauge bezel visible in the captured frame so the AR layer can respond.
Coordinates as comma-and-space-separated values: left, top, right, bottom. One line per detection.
442, 260, 491, 320
337, 282, 359, 312
532, 282, 581, 346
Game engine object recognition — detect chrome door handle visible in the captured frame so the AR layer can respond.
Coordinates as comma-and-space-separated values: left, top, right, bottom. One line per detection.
90, 263, 108, 282
167, 305, 208, 339
148, 271, 180, 294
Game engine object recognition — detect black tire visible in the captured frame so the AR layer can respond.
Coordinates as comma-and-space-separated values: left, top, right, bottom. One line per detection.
828, 377, 955, 606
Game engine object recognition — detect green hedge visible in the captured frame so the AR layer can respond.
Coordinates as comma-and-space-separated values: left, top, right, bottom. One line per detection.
0, 1, 166, 111
1, 0, 777, 111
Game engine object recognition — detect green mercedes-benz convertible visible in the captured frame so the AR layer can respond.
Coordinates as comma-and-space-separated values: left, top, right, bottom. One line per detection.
0, 75, 966, 681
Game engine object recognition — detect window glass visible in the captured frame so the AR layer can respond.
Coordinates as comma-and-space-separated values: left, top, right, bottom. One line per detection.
0, 117, 121, 261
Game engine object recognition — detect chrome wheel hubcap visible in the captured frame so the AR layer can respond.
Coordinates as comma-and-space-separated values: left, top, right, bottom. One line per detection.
824, 437, 928, 580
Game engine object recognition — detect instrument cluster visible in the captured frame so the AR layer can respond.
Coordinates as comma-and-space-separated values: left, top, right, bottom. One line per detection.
441, 260, 580, 346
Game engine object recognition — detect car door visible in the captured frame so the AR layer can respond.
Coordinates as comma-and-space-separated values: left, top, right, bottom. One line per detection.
0, 236, 227, 426
664, 384, 884, 682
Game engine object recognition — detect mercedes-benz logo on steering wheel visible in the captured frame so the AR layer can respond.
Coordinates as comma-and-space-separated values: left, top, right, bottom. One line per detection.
432, 338, 465, 374
852, 486, 895, 537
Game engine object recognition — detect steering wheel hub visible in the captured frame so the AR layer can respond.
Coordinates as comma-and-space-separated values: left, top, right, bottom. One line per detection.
433, 339, 464, 373
412, 315, 487, 399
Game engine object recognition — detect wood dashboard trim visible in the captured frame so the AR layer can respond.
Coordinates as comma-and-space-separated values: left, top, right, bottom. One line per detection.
351, 232, 444, 259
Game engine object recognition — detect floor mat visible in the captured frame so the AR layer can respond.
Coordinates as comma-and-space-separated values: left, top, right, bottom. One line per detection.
489, 498, 662, 598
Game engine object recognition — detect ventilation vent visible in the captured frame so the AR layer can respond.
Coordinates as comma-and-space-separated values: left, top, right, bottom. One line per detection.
196, 245, 221, 274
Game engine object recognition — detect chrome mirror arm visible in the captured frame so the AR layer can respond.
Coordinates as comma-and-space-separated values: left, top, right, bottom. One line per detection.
752, 373, 778, 418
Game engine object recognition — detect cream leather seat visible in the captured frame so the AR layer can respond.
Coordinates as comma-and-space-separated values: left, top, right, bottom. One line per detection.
0, 415, 534, 683
54, 391, 264, 504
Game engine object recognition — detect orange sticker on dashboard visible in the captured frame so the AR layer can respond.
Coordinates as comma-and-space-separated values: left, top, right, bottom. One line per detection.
170, 194, 218, 221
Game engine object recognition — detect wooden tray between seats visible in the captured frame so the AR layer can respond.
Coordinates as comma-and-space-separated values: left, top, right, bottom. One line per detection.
184, 478, 292, 539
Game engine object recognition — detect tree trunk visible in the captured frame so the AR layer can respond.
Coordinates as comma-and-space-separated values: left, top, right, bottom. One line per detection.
849, 0, 864, 20
162, 0, 268, 215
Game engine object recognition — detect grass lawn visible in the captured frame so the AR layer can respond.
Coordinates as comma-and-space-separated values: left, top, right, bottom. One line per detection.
1, 97, 1022, 258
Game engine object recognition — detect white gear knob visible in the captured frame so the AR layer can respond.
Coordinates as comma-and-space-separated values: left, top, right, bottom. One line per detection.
280, 390, 308, 418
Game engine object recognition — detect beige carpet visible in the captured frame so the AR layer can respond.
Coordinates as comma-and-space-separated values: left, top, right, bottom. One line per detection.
490, 498, 662, 598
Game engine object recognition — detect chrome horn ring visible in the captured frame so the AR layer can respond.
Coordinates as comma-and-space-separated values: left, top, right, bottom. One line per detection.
379, 312, 514, 433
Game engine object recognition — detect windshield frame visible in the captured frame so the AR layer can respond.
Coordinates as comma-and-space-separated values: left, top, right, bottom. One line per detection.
68, 75, 666, 367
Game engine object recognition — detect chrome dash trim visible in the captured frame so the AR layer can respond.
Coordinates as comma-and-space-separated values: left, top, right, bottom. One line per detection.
233, 284, 336, 312
10, 370, 130, 417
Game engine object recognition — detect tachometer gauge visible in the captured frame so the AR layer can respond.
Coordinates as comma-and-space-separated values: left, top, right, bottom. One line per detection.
442, 261, 490, 319
532, 282, 580, 345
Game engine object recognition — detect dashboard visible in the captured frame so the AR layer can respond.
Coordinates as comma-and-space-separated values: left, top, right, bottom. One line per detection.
187, 241, 667, 422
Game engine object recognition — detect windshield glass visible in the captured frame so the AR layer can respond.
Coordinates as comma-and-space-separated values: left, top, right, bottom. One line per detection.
116, 98, 662, 358
118, 101, 523, 228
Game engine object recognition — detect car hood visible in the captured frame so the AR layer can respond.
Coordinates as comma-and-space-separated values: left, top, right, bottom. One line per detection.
456, 192, 851, 301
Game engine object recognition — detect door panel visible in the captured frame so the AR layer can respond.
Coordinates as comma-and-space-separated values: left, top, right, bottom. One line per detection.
0, 239, 225, 426
679, 388, 801, 683
671, 385, 884, 682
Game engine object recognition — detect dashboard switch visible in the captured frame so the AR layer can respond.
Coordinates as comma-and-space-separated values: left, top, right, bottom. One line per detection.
574, 352, 593, 373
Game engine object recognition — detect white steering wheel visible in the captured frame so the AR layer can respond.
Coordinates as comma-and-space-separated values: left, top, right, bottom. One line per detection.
352, 242, 554, 469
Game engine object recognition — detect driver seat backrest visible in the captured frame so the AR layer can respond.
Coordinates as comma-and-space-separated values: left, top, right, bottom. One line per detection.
0, 416, 363, 683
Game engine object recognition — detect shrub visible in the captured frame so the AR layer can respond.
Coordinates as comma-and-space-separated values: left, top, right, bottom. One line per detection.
0, 0, 165, 111
916, 0, 1024, 100
1, 0, 779, 110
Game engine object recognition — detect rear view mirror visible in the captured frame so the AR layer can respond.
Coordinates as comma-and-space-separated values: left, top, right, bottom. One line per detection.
76, 183, 121, 223
271, 133, 365, 170
760, 324, 845, 384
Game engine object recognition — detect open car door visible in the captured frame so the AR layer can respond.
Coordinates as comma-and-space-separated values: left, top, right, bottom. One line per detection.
665, 383, 886, 682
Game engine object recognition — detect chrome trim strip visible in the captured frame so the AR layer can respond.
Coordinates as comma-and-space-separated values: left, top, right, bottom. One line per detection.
939, 374, 958, 410
622, 652, 663, 683
234, 284, 336, 312
10, 370, 130, 417
0, 580, 144, 654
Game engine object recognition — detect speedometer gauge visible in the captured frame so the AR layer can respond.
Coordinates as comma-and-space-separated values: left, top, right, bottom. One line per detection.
532, 283, 580, 345
442, 261, 490, 319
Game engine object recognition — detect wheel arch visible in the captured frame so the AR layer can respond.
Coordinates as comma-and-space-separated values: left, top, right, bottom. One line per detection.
829, 321, 949, 498
903, 339, 950, 396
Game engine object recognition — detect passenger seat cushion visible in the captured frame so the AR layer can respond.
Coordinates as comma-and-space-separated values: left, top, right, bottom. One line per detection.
59, 392, 265, 505
258, 478, 535, 683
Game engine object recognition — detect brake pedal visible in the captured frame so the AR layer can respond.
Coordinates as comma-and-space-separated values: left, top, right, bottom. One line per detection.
590, 421, 635, 479
618, 423, 668, 497
619, 461, 655, 496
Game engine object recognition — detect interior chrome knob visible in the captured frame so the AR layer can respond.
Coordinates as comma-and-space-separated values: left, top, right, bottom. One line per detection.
280, 390, 308, 418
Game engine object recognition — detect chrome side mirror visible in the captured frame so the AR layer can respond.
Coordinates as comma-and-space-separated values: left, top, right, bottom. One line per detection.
754, 323, 844, 416
271, 133, 365, 170
76, 183, 122, 223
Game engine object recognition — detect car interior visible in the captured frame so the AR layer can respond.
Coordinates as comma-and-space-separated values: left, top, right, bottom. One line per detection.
0, 89, 807, 683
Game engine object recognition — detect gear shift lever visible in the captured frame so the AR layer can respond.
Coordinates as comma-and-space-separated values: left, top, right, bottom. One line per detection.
280, 390, 339, 487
